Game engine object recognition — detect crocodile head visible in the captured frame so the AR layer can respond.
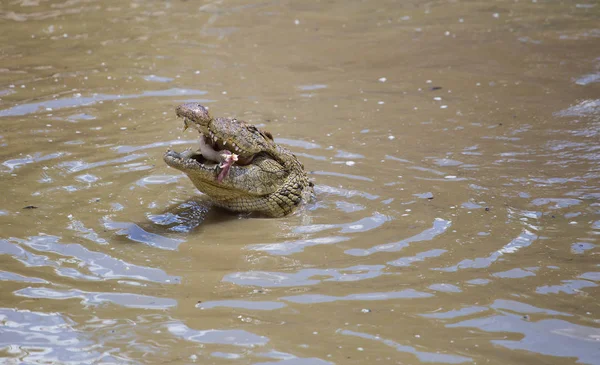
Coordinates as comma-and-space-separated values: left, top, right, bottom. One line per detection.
164, 103, 312, 217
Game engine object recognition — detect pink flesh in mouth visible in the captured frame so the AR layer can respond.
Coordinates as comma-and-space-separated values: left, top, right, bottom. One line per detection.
217, 152, 238, 182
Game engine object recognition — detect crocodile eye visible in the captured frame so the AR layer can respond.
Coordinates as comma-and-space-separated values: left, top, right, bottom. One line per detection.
263, 131, 273, 140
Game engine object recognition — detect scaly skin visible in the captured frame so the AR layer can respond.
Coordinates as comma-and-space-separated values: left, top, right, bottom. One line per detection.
163, 103, 313, 217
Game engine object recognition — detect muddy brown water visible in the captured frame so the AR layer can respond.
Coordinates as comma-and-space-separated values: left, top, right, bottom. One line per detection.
1, 0, 599, 364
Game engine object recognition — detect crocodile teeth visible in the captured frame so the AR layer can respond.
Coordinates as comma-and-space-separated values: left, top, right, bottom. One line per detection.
223, 141, 227, 146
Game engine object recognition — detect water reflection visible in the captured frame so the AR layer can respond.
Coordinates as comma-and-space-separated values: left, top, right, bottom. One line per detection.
9, 234, 178, 283
282, 289, 433, 304
197, 300, 286, 311
15, 287, 177, 309
0, 88, 209, 117
340, 329, 472, 364
248, 236, 350, 255
0, 308, 124, 364
254, 357, 333, 365
437, 230, 537, 271
147, 199, 210, 233
450, 315, 600, 364
224, 265, 387, 288
167, 323, 268, 347
103, 219, 184, 250
2, 152, 69, 173
346, 218, 451, 256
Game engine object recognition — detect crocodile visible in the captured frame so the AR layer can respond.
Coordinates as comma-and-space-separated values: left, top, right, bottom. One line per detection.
163, 103, 313, 217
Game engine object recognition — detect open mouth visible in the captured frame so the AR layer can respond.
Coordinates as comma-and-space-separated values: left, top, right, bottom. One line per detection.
181, 117, 255, 165
176, 117, 256, 182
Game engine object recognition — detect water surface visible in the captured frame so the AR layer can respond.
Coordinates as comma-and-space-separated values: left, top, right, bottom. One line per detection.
1, 0, 599, 364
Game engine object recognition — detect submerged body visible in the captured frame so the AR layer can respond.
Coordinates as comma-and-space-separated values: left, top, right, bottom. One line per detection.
164, 103, 313, 217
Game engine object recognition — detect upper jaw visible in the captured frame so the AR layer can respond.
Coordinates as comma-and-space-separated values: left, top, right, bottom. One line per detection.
179, 117, 256, 162
175, 103, 211, 129
174, 103, 269, 167
164, 130, 254, 177
201, 130, 254, 160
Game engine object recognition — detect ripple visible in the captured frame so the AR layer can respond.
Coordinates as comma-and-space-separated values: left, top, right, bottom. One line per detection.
14, 287, 177, 309
335, 150, 365, 159
0, 88, 208, 117
67, 113, 96, 121
0, 270, 48, 284
530, 198, 582, 208
497, 230, 537, 254
294, 152, 328, 161
492, 268, 536, 279
58, 153, 147, 174
428, 283, 462, 293
0, 308, 124, 364
432, 158, 463, 167
536, 279, 597, 294
298, 84, 327, 91
136, 174, 181, 187
276, 138, 321, 150
312, 170, 373, 182
254, 357, 333, 365
248, 236, 350, 255
197, 300, 286, 311
147, 200, 210, 233
294, 212, 390, 235
414, 192, 434, 199
555, 99, 600, 118
421, 306, 489, 319
339, 329, 471, 364
388, 248, 447, 267
212, 352, 242, 359
112, 139, 193, 154
315, 184, 379, 200
75, 173, 99, 183
437, 229, 537, 271
10, 234, 178, 283
575, 73, 600, 86
144, 74, 174, 83
385, 155, 413, 163
346, 218, 451, 256
491, 299, 572, 316
281, 289, 433, 304
461, 201, 483, 209
579, 272, 600, 281
167, 323, 268, 347
103, 219, 184, 250
571, 242, 595, 254
224, 265, 386, 287
67, 217, 107, 244
334, 201, 366, 212
449, 315, 600, 364
2, 1, 599, 364
406, 165, 446, 176
2, 152, 69, 173
0, 239, 92, 280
